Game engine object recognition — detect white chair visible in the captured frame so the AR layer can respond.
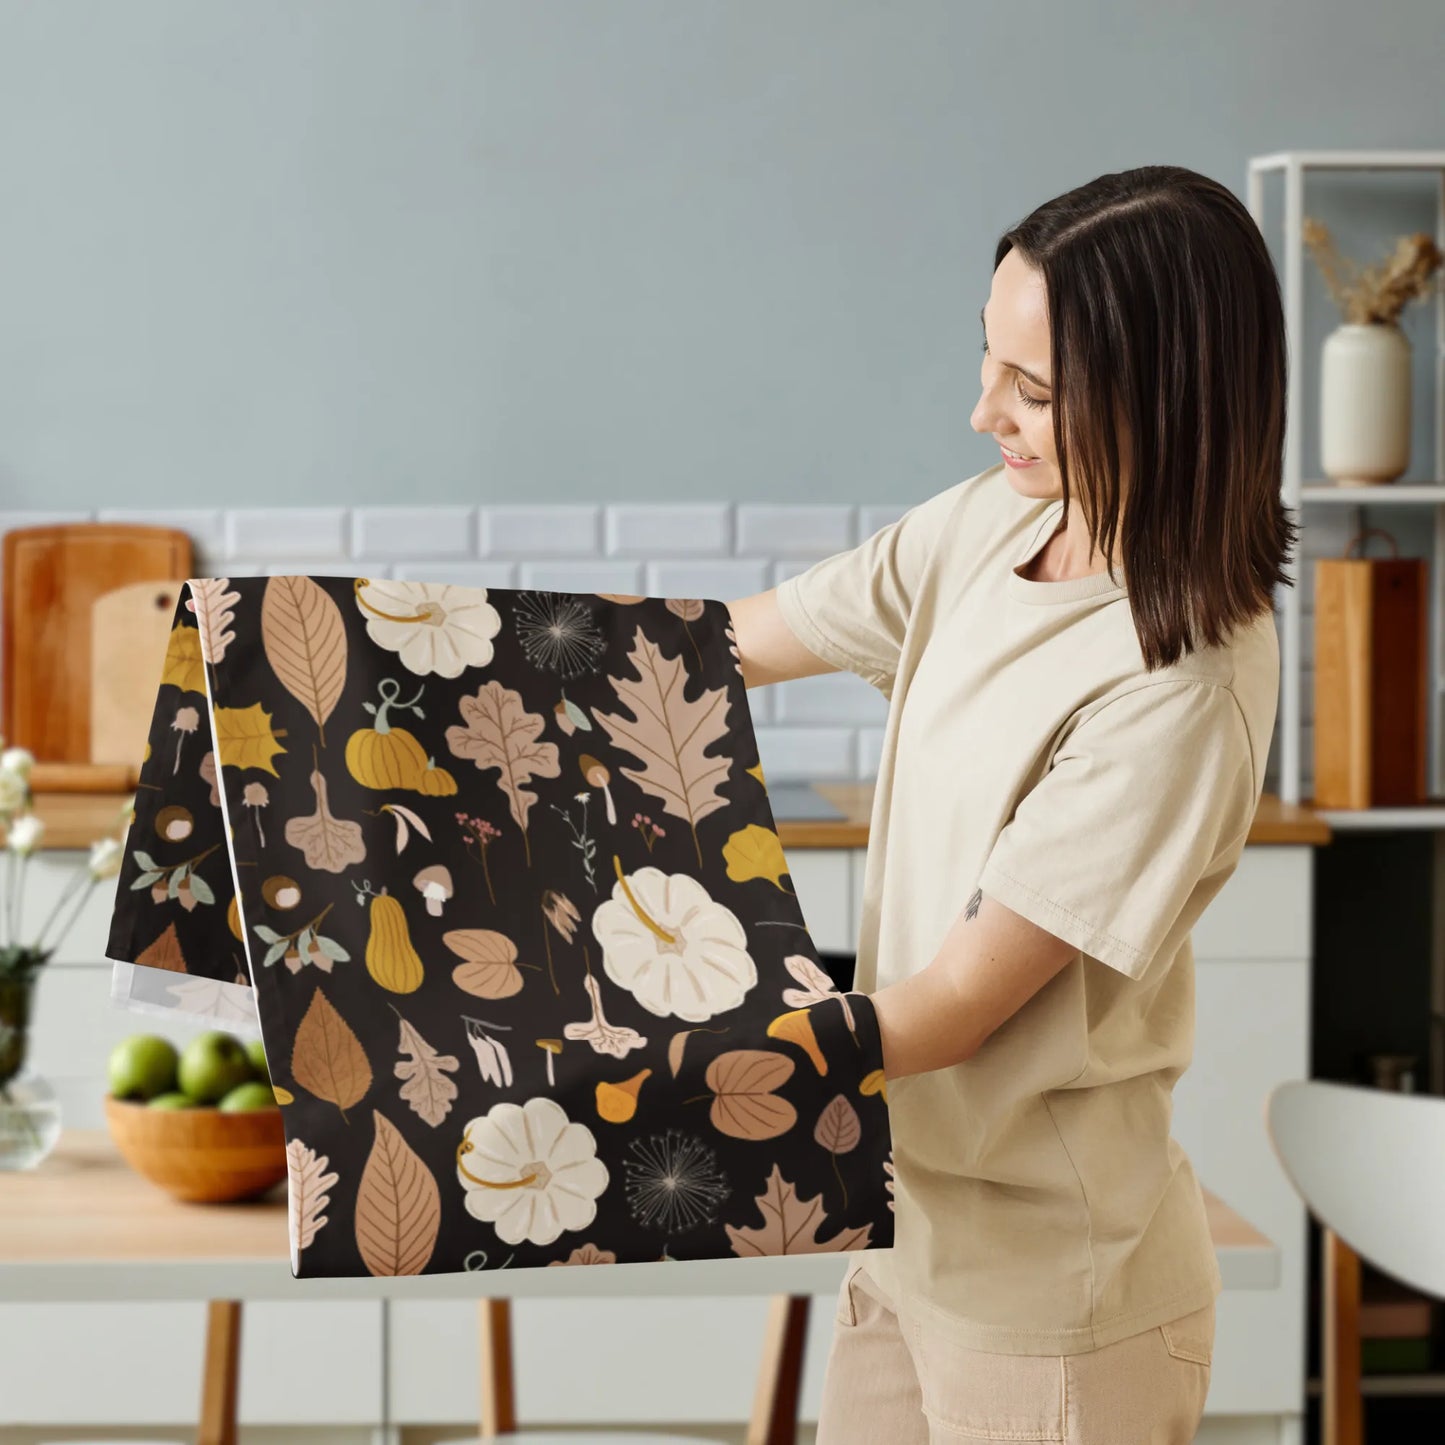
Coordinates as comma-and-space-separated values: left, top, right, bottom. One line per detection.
1265, 1078, 1445, 1445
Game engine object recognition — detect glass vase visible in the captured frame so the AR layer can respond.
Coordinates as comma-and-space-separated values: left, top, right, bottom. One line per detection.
0, 967, 63, 1170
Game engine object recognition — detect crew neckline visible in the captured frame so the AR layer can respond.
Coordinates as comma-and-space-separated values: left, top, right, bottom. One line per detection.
1007, 499, 1127, 605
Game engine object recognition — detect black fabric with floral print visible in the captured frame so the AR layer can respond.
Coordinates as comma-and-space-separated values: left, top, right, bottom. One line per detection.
105, 576, 895, 1277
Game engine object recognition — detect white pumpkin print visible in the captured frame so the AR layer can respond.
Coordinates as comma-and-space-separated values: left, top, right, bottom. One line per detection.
355, 579, 503, 678
592, 864, 757, 1022
456, 1096, 610, 1247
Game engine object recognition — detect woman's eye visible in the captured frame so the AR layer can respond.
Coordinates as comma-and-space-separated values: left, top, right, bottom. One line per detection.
983, 339, 1049, 409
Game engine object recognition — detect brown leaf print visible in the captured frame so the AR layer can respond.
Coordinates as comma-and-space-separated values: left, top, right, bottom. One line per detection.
392, 1010, 460, 1126
188, 577, 240, 666
285, 767, 367, 873
286, 1138, 338, 1274
137, 920, 188, 973
664, 598, 705, 622
704, 1048, 797, 1140
444, 680, 561, 868
814, 1095, 862, 1154
444, 929, 525, 999
725, 1163, 873, 1257
354, 1110, 441, 1276
292, 987, 373, 1122
592, 624, 731, 868
261, 576, 348, 747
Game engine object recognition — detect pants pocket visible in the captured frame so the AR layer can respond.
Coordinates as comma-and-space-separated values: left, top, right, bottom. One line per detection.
1158, 1299, 1215, 1366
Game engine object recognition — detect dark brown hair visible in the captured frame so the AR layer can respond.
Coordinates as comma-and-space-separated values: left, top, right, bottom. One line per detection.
996, 165, 1298, 671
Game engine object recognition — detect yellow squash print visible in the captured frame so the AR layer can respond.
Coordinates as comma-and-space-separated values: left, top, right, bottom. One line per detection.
364, 889, 425, 993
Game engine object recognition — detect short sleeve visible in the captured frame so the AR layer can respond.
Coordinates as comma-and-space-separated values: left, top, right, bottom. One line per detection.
774, 482, 963, 696
975, 680, 1258, 981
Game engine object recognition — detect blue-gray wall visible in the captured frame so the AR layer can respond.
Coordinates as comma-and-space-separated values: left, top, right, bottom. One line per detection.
1, 0, 1441, 509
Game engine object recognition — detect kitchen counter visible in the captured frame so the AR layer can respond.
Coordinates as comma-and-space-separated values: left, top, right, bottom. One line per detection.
14, 784, 1329, 852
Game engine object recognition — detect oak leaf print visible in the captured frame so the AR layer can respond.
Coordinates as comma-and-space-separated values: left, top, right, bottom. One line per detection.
592, 624, 731, 868
261, 576, 349, 747
187, 578, 240, 666
392, 1010, 460, 1126
725, 1162, 873, 1257
287, 1138, 339, 1275
444, 681, 560, 868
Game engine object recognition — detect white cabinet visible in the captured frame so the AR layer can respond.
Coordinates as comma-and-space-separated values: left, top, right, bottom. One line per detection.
3, 837, 1312, 1438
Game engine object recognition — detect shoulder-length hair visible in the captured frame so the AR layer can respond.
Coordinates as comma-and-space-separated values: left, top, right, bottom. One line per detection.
996, 165, 1298, 671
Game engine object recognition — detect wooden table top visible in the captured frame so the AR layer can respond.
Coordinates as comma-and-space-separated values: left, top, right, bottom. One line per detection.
0, 1130, 1280, 1301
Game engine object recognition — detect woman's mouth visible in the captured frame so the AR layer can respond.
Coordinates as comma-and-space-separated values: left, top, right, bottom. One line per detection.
999, 443, 1040, 467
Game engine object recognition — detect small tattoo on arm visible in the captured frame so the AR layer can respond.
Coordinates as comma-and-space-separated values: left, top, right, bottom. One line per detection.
964, 887, 982, 921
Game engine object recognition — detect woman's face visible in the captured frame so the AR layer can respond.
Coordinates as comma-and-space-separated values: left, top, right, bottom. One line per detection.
970, 249, 1059, 500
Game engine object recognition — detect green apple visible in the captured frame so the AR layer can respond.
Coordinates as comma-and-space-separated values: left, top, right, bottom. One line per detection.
218, 1080, 280, 1112
177, 1031, 254, 1104
147, 1090, 195, 1110
108, 1034, 179, 1101
243, 1036, 271, 1083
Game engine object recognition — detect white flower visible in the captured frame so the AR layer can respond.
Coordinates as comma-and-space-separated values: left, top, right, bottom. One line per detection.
0, 747, 34, 779
0, 770, 26, 816
6, 812, 45, 854
88, 837, 124, 881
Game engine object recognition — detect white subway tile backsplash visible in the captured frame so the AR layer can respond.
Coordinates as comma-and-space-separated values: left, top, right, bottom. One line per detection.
389, 561, 518, 587
735, 504, 854, 556
0, 509, 95, 533
265, 559, 383, 579
752, 725, 857, 781
226, 507, 348, 560
860, 503, 910, 534
774, 671, 889, 726
353, 507, 476, 560
856, 727, 887, 779
644, 558, 770, 603
519, 559, 644, 593
481, 505, 600, 556
605, 503, 732, 556
96, 508, 227, 560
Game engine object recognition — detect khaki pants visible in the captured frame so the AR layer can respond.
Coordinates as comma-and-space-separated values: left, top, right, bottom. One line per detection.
816, 1256, 1215, 1444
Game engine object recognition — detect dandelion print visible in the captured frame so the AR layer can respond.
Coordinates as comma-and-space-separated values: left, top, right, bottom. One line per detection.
512, 592, 607, 680
623, 1128, 731, 1234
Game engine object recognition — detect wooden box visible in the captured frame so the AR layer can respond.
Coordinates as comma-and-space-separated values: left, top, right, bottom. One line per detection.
1312, 539, 1428, 808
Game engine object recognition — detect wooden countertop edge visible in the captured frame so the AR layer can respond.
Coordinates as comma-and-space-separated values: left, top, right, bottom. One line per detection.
0, 1129, 1274, 1264
14, 784, 1332, 852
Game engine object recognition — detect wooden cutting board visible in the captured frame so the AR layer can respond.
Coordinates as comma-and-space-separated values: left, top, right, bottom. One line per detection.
2, 524, 194, 788
91, 579, 192, 770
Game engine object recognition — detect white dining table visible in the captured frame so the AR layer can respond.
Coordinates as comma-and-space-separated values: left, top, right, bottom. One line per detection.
0, 1129, 1281, 1443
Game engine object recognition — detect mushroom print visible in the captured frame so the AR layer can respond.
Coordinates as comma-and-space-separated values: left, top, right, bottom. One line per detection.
413, 863, 453, 916
578, 753, 616, 825
104, 576, 895, 1279
242, 781, 270, 848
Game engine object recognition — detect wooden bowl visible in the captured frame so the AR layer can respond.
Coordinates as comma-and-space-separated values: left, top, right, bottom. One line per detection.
103, 1094, 288, 1203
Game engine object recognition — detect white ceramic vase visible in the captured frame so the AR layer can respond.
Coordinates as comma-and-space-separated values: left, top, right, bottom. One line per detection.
1320, 321, 1411, 486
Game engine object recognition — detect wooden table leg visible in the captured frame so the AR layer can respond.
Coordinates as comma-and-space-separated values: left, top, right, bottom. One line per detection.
1322, 1226, 1364, 1445
747, 1294, 810, 1445
197, 1299, 242, 1445
478, 1296, 517, 1441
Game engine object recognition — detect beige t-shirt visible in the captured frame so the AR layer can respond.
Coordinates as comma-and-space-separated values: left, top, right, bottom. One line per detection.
774, 462, 1278, 1356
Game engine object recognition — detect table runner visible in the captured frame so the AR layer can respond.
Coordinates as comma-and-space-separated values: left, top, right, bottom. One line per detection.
104, 575, 895, 1277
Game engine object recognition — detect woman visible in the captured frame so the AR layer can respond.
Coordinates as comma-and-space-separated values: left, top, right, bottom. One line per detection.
730, 165, 1295, 1443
